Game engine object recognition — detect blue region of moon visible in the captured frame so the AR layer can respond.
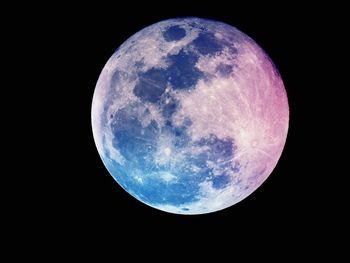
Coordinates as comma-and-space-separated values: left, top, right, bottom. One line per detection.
109, 98, 237, 206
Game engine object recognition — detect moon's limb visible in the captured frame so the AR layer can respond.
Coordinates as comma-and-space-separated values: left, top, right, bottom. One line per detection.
91, 18, 289, 214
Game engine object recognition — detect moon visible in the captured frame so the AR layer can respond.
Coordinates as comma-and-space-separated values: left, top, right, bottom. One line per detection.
91, 17, 289, 214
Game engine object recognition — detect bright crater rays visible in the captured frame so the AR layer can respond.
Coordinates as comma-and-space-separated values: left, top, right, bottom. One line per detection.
91, 17, 289, 214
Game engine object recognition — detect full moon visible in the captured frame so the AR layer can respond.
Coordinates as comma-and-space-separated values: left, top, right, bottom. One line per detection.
91, 18, 289, 214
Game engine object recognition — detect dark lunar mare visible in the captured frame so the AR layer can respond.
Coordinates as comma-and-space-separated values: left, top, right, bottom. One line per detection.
163, 25, 186, 42
191, 32, 224, 55
134, 68, 168, 103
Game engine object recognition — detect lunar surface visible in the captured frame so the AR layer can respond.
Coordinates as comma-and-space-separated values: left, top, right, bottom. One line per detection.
91, 17, 289, 214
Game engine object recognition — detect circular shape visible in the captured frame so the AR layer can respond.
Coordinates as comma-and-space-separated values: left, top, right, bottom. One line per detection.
91, 17, 289, 214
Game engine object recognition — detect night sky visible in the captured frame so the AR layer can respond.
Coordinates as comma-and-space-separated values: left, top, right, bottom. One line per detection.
5, 2, 332, 256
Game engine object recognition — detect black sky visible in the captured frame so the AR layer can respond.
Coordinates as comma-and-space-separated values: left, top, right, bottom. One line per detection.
6, 2, 334, 256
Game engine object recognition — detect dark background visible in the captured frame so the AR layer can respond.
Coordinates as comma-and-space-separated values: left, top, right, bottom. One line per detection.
7, 2, 338, 256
